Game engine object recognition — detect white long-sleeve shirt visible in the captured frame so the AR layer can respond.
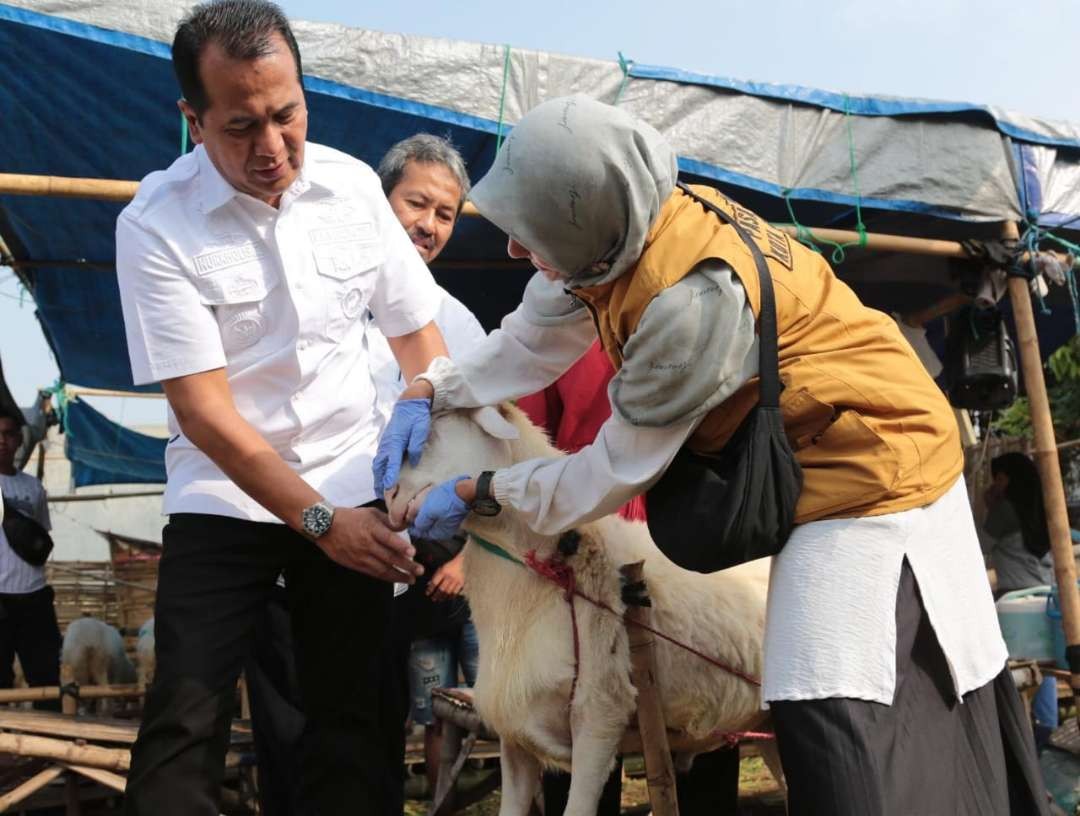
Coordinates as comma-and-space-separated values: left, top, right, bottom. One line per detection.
421, 266, 1006, 705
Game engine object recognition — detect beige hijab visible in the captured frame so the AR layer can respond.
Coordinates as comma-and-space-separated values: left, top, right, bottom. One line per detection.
469, 94, 678, 288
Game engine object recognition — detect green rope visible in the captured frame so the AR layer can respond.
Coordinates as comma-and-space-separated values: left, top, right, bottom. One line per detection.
495, 45, 512, 153
612, 51, 632, 106
471, 534, 523, 566
180, 111, 189, 155
777, 94, 867, 265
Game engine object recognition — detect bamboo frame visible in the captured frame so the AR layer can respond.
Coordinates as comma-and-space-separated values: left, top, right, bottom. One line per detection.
1003, 221, 1080, 714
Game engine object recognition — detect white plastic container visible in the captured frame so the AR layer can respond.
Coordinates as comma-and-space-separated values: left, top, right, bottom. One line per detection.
995, 586, 1056, 661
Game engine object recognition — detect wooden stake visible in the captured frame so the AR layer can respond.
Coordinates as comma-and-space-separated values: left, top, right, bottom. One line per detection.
0, 732, 131, 771
1003, 220, 1080, 715
65, 771, 82, 816
620, 561, 679, 816
0, 764, 64, 811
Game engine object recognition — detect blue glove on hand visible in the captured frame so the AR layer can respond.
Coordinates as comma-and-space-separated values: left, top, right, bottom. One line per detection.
373, 398, 432, 495
411, 476, 470, 541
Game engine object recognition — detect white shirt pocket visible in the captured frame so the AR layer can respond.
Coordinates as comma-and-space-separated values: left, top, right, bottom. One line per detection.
191, 258, 280, 356
312, 239, 384, 341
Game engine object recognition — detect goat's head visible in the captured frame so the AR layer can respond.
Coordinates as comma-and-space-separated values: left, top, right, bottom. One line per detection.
385, 403, 558, 542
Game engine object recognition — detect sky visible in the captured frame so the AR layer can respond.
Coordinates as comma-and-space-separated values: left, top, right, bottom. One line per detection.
2, 0, 1079, 427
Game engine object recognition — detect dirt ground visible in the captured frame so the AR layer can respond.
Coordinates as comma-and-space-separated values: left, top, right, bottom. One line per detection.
403, 756, 786, 816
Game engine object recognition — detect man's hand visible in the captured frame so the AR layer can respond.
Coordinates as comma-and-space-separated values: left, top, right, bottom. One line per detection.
316, 506, 424, 584
427, 550, 466, 602
372, 398, 433, 494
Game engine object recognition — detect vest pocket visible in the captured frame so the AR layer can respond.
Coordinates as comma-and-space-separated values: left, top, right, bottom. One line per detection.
786, 390, 901, 521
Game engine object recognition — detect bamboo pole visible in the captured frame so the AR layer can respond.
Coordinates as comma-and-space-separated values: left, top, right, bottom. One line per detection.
0, 764, 65, 812
61, 763, 126, 793
0, 174, 137, 202
0, 732, 130, 771
0, 682, 144, 705
65, 771, 82, 816
5, 172, 1075, 267
620, 561, 679, 816
1003, 220, 1080, 714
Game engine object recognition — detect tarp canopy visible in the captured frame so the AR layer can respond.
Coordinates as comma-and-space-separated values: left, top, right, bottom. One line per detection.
64, 398, 166, 487
2, 0, 1079, 403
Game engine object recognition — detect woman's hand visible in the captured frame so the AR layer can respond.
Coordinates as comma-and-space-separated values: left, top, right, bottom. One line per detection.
411, 476, 475, 540
372, 397, 433, 495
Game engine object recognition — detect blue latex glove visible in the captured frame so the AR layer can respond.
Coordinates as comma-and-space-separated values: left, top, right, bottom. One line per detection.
411, 476, 470, 541
373, 398, 432, 494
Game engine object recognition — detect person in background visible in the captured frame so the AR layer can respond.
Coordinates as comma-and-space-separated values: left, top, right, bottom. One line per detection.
373, 134, 485, 799
0, 407, 61, 711
517, 343, 739, 816
980, 452, 1053, 596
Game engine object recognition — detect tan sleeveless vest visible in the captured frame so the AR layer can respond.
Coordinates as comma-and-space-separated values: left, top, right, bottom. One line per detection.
574, 184, 963, 524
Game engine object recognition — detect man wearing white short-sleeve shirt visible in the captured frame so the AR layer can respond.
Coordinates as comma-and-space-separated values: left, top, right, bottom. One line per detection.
114, 2, 446, 813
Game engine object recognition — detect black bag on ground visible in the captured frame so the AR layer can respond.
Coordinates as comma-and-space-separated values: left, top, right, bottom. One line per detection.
2, 499, 54, 567
645, 185, 803, 573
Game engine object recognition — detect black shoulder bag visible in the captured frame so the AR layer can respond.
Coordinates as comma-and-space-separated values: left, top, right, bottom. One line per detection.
2, 499, 54, 567
645, 185, 803, 573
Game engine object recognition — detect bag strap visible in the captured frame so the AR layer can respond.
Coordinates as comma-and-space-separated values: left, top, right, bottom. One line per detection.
676, 182, 782, 408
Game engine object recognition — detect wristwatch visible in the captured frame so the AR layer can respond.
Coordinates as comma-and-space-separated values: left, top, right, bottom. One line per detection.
471, 471, 502, 517
301, 501, 336, 539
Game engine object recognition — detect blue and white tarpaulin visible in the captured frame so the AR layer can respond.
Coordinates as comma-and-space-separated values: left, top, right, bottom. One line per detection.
2, 0, 1079, 401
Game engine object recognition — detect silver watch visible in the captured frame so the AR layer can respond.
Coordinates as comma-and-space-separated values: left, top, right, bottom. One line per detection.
301, 501, 335, 539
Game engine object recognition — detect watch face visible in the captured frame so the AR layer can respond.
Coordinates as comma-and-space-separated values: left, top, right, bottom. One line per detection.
302, 503, 334, 537
472, 498, 501, 518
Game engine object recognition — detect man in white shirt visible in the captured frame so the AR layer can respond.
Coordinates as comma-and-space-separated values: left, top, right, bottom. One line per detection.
244, 134, 487, 814
115, 3, 447, 814
0, 408, 61, 710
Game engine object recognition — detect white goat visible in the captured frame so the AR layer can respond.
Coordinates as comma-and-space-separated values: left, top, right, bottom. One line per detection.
387, 405, 775, 816
136, 617, 155, 689
61, 616, 137, 715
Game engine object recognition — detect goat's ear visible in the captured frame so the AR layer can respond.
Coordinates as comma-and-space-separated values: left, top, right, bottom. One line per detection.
471, 406, 520, 440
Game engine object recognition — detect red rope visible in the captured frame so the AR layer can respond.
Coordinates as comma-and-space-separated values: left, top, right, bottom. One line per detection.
525, 550, 582, 706
523, 549, 761, 690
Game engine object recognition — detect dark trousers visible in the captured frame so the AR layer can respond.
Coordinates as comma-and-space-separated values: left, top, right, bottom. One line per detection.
246, 586, 306, 816
771, 560, 1049, 816
125, 511, 404, 816
541, 747, 739, 816
0, 585, 61, 712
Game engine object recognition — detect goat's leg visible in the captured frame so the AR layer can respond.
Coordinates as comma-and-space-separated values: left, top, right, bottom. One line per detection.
561, 730, 623, 816
498, 740, 542, 816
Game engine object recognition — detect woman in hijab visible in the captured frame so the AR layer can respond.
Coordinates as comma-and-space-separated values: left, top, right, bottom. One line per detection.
373, 95, 1047, 814
982, 452, 1053, 596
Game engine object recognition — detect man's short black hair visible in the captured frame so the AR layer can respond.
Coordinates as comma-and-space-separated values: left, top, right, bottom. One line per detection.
0, 406, 23, 428
172, 0, 303, 116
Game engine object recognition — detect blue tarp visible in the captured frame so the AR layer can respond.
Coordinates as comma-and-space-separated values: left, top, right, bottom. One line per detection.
65, 398, 166, 487
1, 0, 1078, 406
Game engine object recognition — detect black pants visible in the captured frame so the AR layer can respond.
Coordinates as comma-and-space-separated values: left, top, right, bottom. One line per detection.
541, 747, 739, 816
0, 585, 61, 712
246, 586, 306, 816
125, 511, 405, 816
771, 561, 1049, 816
